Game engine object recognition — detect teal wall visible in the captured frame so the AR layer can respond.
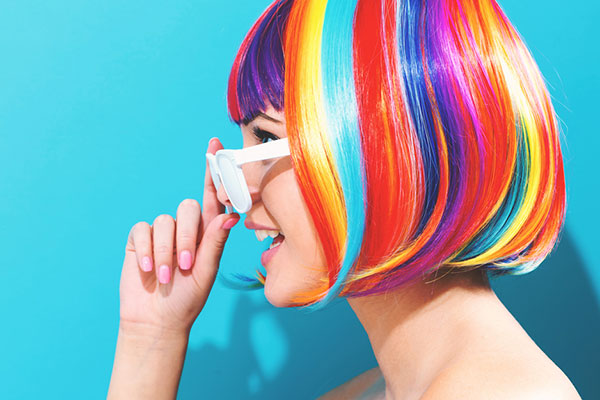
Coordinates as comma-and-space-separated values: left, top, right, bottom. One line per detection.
0, 1, 597, 398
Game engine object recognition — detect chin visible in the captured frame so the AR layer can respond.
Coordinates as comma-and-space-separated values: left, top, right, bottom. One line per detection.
262, 261, 326, 308
263, 272, 309, 308
264, 281, 295, 308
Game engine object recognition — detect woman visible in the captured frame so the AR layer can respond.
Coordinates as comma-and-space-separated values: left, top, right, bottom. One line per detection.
108, 0, 581, 398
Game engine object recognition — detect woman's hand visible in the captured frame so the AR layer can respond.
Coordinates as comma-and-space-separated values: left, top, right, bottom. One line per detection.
119, 138, 239, 337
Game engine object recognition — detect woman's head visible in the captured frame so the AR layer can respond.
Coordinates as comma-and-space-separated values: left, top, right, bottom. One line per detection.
224, 0, 566, 310
217, 104, 330, 308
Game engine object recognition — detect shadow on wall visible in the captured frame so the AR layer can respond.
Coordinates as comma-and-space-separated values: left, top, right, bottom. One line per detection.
178, 294, 376, 399
490, 229, 599, 399
179, 229, 597, 399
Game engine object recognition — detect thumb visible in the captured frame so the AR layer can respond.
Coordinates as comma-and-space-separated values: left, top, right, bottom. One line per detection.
191, 212, 240, 293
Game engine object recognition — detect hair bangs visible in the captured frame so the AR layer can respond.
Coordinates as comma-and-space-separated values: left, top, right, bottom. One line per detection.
226, 0, 291, 125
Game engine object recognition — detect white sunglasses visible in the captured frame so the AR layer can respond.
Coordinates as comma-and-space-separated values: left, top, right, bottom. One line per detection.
206, 138, 290, 214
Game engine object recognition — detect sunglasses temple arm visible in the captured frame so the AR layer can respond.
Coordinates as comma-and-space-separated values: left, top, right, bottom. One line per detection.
234, 138, 290, 165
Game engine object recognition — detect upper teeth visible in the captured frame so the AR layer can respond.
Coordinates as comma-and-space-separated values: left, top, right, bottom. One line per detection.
255, 229, 280, 241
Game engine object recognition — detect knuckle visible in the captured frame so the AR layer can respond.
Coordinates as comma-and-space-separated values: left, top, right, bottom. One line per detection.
211, 239, 226, 252
136, 238, 151, 251
177, 231, 196, 244
154, 244, 172, 255
209, 231, 228, 250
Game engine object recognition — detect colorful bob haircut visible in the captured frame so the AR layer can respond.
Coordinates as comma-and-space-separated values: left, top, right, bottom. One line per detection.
225, 0, 566, 310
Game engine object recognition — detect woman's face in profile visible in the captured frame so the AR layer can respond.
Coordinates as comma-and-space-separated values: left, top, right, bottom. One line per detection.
217, 104, 327, 307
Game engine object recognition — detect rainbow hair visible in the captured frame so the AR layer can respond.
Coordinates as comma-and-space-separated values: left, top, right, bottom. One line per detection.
226, 0, 566, 310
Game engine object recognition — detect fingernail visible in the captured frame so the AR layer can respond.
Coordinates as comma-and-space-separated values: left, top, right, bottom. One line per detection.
222, 216, 240, 230
142, 256, 153, 272
179, 250, 192, 270
158, 264, 171, 284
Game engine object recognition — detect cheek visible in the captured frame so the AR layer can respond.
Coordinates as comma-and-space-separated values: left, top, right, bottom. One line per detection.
262, 170, 329, 305
267, 170, 322, 262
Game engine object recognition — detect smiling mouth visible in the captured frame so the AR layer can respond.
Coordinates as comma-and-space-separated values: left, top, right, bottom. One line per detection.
261, 232, 285, 268
269, 233, 285, 250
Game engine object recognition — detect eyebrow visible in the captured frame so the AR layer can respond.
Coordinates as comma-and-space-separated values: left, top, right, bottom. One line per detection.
253, 112, 283, 124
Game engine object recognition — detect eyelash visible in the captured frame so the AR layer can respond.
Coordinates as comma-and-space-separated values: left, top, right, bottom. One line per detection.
252, 126, 279, 144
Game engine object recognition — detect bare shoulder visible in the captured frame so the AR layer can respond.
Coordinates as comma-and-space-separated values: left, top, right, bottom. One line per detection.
317, 366, 385, 400
421, 350, 581, 400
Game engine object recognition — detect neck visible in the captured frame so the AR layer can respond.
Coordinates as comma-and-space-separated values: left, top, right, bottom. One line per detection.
347, 268, 499, 399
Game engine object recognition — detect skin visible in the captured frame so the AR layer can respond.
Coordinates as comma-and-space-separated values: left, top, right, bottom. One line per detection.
215, 106, 328, 307
108, 104, 581, 399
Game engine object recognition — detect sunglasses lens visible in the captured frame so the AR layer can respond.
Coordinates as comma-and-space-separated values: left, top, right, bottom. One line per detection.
207, 157, 222, 191
217, 157, 249, 212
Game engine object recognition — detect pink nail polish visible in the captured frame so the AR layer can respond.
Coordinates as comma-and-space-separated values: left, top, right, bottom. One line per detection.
222, 217, 240, 230
179, 250, 192, 270
142, 256, 153, 272
158, 264, 171, 284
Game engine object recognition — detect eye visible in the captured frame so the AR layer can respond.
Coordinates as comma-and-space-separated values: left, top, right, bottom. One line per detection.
252, 126, 279, 144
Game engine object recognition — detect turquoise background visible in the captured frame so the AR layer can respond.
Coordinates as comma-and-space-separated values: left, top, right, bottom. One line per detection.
0, 0, 597, 398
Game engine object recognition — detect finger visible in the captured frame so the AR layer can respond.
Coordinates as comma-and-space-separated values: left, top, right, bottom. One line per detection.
176, 198, 201, 271
192, 212, 240, 294
202, 138, 225, 232
152, 214, 176, 285
127, 221, 154, 273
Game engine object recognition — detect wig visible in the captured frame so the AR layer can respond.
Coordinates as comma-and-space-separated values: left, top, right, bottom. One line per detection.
226, 0, 566, 310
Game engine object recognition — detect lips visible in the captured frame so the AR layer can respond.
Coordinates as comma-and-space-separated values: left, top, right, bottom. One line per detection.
261, 234, 284, 267
245, 220, 285, 267
245, 220, 280, 231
